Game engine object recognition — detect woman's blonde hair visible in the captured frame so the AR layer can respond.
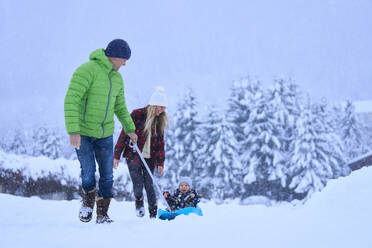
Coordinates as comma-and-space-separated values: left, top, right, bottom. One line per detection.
144, 105, 169, 137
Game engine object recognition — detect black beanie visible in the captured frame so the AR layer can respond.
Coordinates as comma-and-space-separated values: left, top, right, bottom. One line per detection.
105, 39, 131, 59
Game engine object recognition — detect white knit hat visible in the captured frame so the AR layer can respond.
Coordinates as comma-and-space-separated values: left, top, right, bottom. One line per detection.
179, 177, 192, 188
149, 86, 168, 107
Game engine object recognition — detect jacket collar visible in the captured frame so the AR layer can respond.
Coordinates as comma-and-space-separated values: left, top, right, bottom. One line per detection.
89, 49, 115, 72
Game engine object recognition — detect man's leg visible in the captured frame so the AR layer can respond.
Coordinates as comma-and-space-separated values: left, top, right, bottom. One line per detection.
94, 135, 114, 223
76, 135, 96, 222
127, 159, 145, 217
95, 135, 114, 199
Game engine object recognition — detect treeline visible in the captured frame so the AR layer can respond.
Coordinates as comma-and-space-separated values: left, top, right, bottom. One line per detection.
0, 78, 370, 203
160, 78, 370, 202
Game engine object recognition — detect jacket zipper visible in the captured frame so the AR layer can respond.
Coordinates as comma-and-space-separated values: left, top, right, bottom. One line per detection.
83, 98, 88, 120
102, 69, 113, 137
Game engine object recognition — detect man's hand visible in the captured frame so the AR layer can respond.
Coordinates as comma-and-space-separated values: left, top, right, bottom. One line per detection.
128, 132, 138, 143
70, 134, 81, 149
113, 158, 120, 169
157, 166, 164, 177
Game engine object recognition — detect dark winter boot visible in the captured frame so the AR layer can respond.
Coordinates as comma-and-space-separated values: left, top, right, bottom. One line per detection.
135, 197, 145, 217
149, 205, 158, 219
96, 198, 113, 224
79, 189, 96, 222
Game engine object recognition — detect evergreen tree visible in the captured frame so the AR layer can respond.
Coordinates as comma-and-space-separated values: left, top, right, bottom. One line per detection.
267, 79, 302, 153
172, 88, 202, 178
32, 126, 63, 159
4, 129, 28, 155
160, 124, 178, 192
199, 106, 242, 201
289, 99, 348, 198
340, 100, 368, 160
311, 101, 349, 178
241, 90, 286, 200
289, 107, 331, 197
226, 78, 262, 154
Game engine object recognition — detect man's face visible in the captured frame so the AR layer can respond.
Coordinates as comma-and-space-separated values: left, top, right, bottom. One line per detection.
109, 57, 127, 71
155, 106, 166, 116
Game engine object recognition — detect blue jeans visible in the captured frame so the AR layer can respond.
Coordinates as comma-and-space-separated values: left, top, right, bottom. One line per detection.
76, 135, 114, 199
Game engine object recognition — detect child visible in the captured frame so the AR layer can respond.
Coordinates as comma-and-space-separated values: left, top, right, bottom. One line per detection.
163, 177, 201, 211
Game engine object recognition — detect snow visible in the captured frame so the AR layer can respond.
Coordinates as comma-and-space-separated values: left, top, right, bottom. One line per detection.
0, 150, 130, 182
0, 151, 80, 181
1, 166, 371, 247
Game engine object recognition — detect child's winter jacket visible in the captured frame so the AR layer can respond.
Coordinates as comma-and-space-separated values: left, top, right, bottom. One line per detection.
164, 189, 201, 211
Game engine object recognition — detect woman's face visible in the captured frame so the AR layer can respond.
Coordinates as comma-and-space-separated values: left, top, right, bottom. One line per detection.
155, 106, 166, 116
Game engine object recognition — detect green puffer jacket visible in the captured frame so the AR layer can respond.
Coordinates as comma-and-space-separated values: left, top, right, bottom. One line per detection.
64, 49, 135, 138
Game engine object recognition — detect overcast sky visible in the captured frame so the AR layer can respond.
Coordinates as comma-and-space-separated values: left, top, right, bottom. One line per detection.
1, 0, 371, 130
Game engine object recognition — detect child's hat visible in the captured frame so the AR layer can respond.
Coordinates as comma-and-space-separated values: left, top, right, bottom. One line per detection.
179, 177, 192, 188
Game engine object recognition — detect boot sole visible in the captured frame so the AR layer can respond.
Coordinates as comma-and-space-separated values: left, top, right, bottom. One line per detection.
79, 216, 92, 222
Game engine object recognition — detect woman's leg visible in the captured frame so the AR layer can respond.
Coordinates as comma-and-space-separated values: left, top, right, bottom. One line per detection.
142, 159, 157, 217
127, 159, 145, 212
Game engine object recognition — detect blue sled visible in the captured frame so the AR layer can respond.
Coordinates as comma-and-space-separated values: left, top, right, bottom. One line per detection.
158, 206, 203, 220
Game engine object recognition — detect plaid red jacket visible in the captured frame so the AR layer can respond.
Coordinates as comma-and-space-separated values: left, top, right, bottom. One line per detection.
114, 107, 165, 168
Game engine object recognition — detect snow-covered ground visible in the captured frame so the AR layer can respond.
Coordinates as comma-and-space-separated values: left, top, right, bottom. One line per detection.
0, 150, 131, 186
1, 166, 371, 248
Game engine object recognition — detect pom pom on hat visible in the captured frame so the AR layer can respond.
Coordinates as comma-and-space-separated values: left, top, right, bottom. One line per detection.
149, 86, 168, 107
179, 177, 192, 188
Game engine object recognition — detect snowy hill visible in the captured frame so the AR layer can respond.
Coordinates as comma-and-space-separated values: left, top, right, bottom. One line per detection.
1, 167, 371, 248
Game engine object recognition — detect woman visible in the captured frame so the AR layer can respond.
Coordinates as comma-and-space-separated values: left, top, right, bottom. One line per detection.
113, 86, 168, 218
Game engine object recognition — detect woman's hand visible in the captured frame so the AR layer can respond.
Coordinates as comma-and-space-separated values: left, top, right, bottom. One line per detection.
190, 193, 195, 198
113, 158, 120, 169
163, 192, 170, 198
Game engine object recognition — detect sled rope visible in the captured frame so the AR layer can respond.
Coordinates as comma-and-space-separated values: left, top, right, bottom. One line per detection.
129, 141, 172, 212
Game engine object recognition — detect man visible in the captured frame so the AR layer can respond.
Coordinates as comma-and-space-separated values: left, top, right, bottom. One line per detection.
64, 39, 137, 224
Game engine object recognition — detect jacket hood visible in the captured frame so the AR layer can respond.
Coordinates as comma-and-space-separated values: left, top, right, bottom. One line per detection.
89, 49, 114, 71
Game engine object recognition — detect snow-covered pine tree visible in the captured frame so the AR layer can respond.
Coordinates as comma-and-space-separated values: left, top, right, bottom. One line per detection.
267, 79, 302, 152
340, 100, 369, 161
172, 88, 202, 179
289, 107, 331, 198
199, 106, 242, 201
289, 98, 348, 199
311, 100, 349, 178
32, 125, 63, 159
159, 124, 179, 192
263, 80, 305, 200
226, 78, 262, 155
241, 89, 286, 200
2, 129, 28, 155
